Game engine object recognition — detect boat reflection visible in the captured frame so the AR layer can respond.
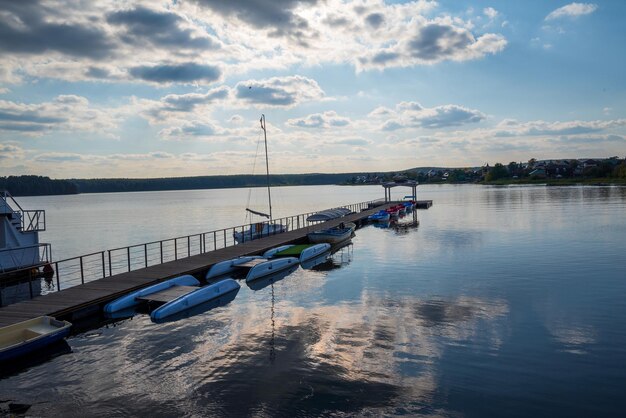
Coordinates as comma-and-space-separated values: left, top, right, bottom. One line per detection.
151, 287, 240, 324
0, 339, 72, 378
246, 265, 299, 291
300, 250, 331, 270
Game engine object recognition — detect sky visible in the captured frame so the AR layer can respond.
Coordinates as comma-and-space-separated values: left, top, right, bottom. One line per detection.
0, 0, 625, 178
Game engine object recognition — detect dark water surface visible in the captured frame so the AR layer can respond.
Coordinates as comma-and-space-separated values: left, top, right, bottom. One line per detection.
2, 185, 626, 417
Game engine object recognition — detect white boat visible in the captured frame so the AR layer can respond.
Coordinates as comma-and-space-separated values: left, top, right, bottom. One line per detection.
150, 286, 240, 323
233, 222, 287, 243
205, 255, 264, 280
234, 115, 287, 244
245, 257, 299, 282
104, 275, 200, 313
308, 227, 353, 244
0, 316, 72, 361
306, 208, 353, 222
150, 278, 240, 321
263, 243, 331, 262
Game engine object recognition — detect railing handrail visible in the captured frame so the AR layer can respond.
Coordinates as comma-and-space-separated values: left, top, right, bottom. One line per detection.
0, 190, 46, 232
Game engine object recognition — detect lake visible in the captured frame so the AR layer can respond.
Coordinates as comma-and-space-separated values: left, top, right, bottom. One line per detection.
2, 184, 626, 417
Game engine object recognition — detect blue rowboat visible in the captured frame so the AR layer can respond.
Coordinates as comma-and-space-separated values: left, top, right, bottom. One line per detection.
0, 316, 72, 362
150, 278, 240, 321
368, 210, 390, 222
104, 275, 200, 313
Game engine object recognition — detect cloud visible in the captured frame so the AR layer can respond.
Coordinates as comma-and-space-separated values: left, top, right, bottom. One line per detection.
159, 121, 222, 139
0, 1, 115, 59
331, 137, 371, 146
494, 119, 626, 137
34, 152, 86, 162
0, 95, 119, 135
483, 7, 498, 20
413, 105, 486, 128
235, 75, 324, 107
286, 111, 350, 128
107, 6, 219, 51
191, 0, 318, 45
357, 18, 507, 70
129, 63, 222, 84
377, 101, 485, 130
160, 87, 230, 112
545, 3, 598, 20
0, 143, 24, 160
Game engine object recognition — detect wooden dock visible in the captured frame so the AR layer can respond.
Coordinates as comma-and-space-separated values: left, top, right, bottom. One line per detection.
0, 204, 399, 327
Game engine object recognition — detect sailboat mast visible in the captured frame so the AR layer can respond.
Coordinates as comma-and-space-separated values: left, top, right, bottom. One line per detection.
260, 114, 273, 221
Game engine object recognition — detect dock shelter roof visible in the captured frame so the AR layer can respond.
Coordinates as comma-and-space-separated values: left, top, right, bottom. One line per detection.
306, 208, 352, 222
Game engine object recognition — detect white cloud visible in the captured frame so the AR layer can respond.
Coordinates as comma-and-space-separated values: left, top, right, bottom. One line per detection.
484, 7, 498, 20
0, 1, 507, 85
286, 111, 351, 128
0, 95, 119, 135
376, 101, 486, 130
234, 75, 325, 108
545, 3, 598, 20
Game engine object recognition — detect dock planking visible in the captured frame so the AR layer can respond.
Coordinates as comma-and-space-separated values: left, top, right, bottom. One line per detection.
0, 203, 404, 327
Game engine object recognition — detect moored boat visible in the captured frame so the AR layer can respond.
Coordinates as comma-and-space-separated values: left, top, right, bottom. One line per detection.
368, 210, 390, 222
308, 227, 353, 244
263, 243, 331, 262
246, 257, 299, 282
205, 256, 264, 280
150, 278, 240, 321
0, 316, 72, 362
104, 275, 200, 313
234, 115, 287, 244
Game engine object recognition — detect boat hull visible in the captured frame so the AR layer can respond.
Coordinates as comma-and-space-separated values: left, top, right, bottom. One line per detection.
0, 316, 72, 362
246, 257, 299, 282
308, 228, 352, 244
150, 278, 240, 321
233, 223, 287, 243
104, 275, 200, 313
205, 256, 264, 280
300, 243, 331, 262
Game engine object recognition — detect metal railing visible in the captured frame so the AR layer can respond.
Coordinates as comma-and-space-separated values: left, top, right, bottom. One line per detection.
1, 190, 46, 232
35, 199, 385, 293
0, 243, 52, 274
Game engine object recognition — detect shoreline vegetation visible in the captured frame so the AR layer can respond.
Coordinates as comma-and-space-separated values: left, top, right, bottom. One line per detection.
2, 157, 625, 196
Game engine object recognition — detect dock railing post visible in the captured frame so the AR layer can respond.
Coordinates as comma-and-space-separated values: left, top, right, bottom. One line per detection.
144, 244, 148, 268
108, 251, 112, 277
223, 230, 226, 247
160, 241, 163, 263
213, 232, 217, 251
127, 247, 131, 271
80, 256, 84, 284
55, 261, 60, 290
187, 236, 191, 257
102, 251, 106, 278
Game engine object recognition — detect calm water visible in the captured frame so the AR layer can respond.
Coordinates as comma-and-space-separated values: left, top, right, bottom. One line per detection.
2, 184, 626, 417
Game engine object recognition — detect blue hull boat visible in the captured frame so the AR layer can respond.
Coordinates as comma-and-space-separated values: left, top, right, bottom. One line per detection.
0, 316, 72, 362
368, 210, 391, 222
104, 275, 200, 313
150, 278, 240, 321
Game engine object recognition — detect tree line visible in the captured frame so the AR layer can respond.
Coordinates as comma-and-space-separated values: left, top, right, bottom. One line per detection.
0, 175, 79, 196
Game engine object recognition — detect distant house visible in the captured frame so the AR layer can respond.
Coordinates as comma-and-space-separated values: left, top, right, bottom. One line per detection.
529, 168, 546, 178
